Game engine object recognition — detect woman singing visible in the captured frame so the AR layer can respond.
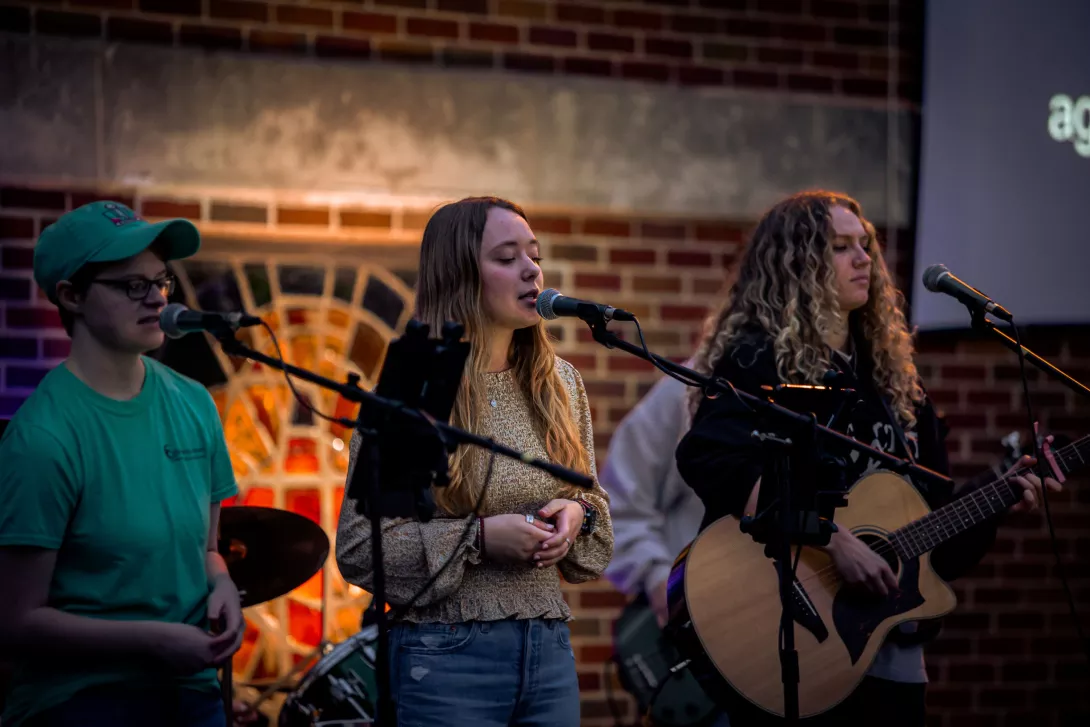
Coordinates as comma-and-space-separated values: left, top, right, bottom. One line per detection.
675, 190, 1060, 725
336, 196, 613, 726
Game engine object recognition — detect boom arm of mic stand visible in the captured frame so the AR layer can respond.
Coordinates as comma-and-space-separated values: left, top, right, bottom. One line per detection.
584, 319, 952, 492
970, 312, 1090, 401
211, 331, 594, 489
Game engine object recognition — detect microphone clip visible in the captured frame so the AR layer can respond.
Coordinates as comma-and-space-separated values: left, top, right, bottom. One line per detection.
535, 289, 636, 325
159, 303, 263, 340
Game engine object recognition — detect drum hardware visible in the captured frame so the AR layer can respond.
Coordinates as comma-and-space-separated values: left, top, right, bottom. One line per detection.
245, 639, 335, 711
277, 626, 379, 726
217, 506, 332, 725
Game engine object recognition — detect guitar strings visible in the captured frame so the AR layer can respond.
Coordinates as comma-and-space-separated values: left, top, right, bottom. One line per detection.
791, 438, 1084, 590
803, 477, 1023, 589
802, 473, 1025, 589
800, 443, 1080, 589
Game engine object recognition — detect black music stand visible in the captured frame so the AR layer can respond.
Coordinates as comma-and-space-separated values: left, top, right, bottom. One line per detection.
347, 319, 470, 522
341, 319, 469, 726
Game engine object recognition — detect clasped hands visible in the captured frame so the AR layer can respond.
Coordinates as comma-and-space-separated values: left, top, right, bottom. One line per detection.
481, 499, 583, 568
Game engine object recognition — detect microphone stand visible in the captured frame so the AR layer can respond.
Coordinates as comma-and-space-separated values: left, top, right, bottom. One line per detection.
964, 307, 1090, 668
576, 312, 952, 724
968, 310, 1090, 401
208, 327, 593, 727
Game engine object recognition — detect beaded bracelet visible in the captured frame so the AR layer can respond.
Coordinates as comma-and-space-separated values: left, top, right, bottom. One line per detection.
477, 516, 486, 560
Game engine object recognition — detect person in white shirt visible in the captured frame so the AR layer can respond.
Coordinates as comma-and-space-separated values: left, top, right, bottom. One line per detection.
601, 370, 703, 628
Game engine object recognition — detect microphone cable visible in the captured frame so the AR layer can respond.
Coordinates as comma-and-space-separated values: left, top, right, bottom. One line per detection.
1009, 320, 1090, 672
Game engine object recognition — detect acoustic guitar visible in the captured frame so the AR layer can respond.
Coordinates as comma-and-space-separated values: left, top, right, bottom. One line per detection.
666, 432, 1087, 719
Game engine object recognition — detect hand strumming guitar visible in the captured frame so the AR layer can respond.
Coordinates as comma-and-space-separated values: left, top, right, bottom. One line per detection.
743, 478, 895, 597
824, 529, 899, 597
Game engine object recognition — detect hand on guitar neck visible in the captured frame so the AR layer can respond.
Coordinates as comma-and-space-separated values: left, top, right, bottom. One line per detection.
1002, 430, 1064, 513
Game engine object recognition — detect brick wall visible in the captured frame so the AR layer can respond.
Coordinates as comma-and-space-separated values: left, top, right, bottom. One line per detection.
3, 184, 1089, 724
0, 0, 922, 101
0, 4, 1085, 727
914, 331, 1090, 727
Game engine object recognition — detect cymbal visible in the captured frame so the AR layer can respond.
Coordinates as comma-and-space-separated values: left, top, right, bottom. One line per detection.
218, 506, 330, 608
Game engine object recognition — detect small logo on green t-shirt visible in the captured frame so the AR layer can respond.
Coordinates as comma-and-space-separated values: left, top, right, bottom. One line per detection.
164, 444, 208, 461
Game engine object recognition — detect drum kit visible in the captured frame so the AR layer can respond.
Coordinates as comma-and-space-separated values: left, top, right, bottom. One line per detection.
218, 506, 380, 726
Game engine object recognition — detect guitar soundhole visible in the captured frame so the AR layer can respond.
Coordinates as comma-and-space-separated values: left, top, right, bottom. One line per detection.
856, 533, 900, 578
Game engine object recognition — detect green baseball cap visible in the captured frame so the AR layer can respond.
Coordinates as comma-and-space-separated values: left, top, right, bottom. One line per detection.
34, 200, 201, 304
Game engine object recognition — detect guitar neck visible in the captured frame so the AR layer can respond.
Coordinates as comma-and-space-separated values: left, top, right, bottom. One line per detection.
890, 434, 1090, 560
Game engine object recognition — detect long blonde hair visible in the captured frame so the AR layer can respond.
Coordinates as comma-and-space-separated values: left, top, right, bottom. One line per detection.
690, 190, 922, 428
414, 197, 590, 516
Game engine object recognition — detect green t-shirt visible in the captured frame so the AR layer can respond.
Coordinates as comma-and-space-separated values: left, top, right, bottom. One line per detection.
0, 357, 238, 725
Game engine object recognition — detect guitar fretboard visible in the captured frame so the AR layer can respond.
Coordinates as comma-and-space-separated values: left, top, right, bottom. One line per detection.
889, 435, 1089, 560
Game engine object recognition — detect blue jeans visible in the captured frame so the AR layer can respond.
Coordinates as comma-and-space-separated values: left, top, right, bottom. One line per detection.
25, 684, 225, 727
389, 618, 580, 727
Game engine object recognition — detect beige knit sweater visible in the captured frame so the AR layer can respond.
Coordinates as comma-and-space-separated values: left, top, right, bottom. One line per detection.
335, 357, 614, 623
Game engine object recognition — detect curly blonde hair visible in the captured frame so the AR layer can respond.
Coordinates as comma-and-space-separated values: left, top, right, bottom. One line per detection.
690, 190, 922, 428
414, 197, 590, 516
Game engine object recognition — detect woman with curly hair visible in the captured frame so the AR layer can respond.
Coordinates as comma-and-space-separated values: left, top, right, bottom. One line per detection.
336, 196, 613, 726
676, 190, 1057, 725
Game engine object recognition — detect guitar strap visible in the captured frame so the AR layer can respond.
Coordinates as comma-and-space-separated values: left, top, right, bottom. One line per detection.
878, 394, 916, 466
840, 332, 918, 468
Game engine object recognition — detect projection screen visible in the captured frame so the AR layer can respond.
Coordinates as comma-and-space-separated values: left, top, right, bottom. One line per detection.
911, 0, 1090, 330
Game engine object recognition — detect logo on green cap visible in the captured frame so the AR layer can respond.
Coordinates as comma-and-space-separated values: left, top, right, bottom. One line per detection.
101, 202, 143, 227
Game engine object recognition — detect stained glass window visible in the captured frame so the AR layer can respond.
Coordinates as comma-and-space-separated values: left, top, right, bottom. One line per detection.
362, 274, 404, 330
278, 265, 325, 296
160, 248, 415, 697
333, 267, 357, 303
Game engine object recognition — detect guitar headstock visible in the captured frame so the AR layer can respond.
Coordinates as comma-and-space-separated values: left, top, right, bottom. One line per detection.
999, 429, 1073, 474
1000, 430, 1023, 473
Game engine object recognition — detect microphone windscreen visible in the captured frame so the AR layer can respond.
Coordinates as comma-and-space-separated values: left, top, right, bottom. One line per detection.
536, 289, 562, 320
922, 264, 949, 292
159, 303, 189, 339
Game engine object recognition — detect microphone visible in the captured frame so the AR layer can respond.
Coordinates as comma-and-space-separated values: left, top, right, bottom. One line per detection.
922, 264, 1013, 322
159, 303, 263, 340
535, 288, 636, 323
821, 369, 856, 391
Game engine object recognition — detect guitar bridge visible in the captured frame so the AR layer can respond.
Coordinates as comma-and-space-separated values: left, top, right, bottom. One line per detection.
775, 561, 829, 643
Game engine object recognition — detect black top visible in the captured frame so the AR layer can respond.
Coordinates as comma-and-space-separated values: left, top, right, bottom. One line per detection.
675, 327, 1001, 588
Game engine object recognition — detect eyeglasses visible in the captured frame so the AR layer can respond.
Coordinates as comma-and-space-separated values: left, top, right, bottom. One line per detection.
91, 275, 177, 301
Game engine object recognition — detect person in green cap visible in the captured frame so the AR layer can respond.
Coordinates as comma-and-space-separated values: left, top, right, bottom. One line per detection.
0, 201, 244, 726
